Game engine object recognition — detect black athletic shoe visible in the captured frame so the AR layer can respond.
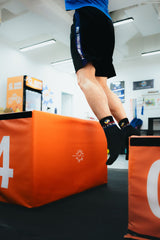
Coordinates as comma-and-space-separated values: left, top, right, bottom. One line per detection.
103, 125, 123, 165
122, 125, 140, 160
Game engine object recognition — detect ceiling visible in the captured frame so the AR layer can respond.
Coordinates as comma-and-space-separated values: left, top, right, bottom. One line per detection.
0, 0, 160, 72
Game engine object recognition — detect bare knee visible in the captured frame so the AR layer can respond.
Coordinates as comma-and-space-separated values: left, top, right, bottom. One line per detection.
96, 76, 108, 88
77, 73, 89, 90
76, 64, 96, 90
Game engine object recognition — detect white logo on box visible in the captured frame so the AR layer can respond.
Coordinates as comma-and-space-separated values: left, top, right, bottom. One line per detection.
72, 150, 84, 163
0, 136, 13, 189
147, 159, 160, 218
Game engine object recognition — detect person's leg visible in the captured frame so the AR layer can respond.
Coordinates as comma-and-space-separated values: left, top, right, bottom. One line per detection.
77, 63, 111, 120
96, 76, 127, 122
77, 63, 123, 165
96, 77, 140, 159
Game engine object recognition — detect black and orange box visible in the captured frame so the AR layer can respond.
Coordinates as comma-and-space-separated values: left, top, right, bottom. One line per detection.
125, 136, 160, 240
0, 111, 107, 208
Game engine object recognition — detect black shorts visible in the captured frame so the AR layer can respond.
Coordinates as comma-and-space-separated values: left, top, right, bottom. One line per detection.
70, 6, 116, 78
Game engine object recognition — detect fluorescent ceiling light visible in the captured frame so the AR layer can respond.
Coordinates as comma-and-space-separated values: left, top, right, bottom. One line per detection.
51, 59, 72, 66
141, 50, 160, 57
113, 17, 134, 27
20, 39, 56, 52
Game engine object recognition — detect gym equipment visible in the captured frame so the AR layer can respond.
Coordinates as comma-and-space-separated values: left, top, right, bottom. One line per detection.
0, 111, 107, 208
124, 136, 160, 240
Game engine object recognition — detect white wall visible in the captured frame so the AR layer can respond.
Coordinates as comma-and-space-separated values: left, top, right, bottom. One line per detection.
0, 41, 94, 119
0, 41, 160, 127
109, 55, 160, 129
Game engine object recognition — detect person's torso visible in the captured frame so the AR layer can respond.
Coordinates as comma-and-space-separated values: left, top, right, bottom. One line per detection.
65, 0, 111, 20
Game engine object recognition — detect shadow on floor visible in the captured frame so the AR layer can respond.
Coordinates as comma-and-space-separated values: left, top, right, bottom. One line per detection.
0, 168, 128, 240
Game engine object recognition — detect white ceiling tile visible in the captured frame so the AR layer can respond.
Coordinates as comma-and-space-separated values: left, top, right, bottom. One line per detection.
2, 0, 27, 15
109, 0, 149, 12
125, 4, 160, 36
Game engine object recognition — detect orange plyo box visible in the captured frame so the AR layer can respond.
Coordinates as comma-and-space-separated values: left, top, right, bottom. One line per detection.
0, 111, 107, 208
124, 136, 160, 240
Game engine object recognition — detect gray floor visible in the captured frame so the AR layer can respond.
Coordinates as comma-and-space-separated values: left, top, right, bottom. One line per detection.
0, 168, 128, 240
108, 154, 128, 169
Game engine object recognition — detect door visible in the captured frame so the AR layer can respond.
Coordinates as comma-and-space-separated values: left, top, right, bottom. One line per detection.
61, 92, 73, 117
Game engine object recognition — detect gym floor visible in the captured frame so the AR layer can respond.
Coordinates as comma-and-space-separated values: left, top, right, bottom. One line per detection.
0, 155, 128, 240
